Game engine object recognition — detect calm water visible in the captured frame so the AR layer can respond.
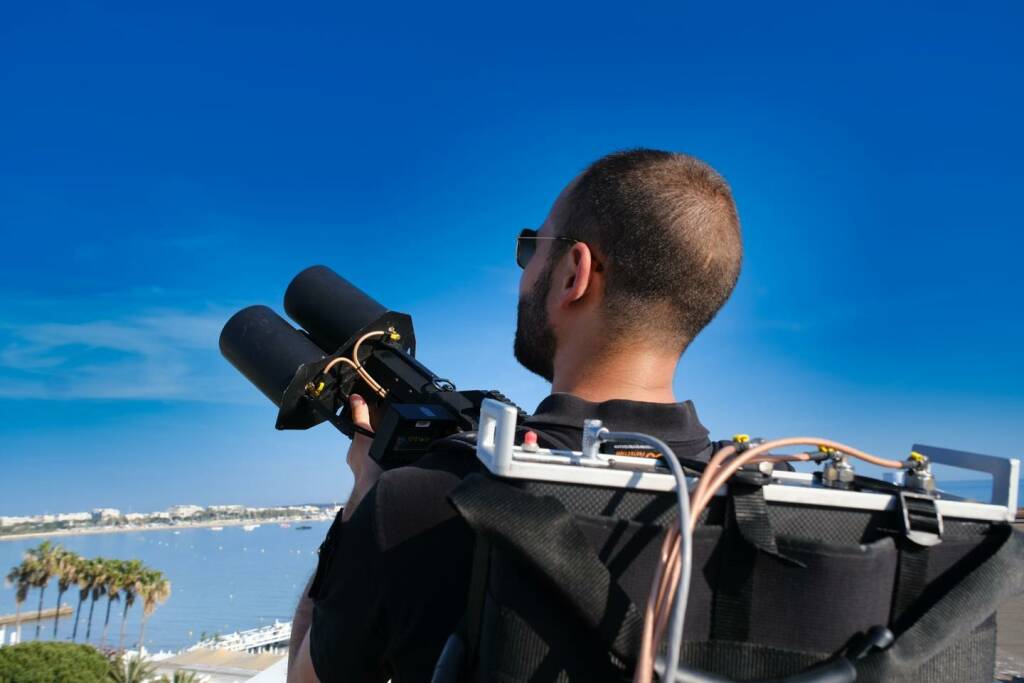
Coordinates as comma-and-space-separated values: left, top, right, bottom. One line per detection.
0, 521, 330, 652
1, 479, 1018, 653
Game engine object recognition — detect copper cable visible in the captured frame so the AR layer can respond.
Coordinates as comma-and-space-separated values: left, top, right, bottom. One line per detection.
651, 540, 682, 662
633, 522, 681, 683
351, 331, 390, 396
688, 444, 736, 522
691, 438, 904, 532
317, 332, 389, 399
322, 356, 359, 375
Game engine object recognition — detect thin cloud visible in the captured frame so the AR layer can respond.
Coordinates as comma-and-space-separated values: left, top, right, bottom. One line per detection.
0, 306, 255, 403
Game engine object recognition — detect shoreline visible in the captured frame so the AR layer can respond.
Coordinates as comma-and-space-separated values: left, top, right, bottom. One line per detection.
0, 515, 334, 542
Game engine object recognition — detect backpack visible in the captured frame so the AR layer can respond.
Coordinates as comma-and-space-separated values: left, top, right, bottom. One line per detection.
433, 428, 1023, 683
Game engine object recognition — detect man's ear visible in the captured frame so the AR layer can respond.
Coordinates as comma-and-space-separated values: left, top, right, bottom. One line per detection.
556, 243, 596, 308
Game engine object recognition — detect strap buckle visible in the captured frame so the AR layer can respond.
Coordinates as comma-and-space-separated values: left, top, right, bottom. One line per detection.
899, 490, 943, 546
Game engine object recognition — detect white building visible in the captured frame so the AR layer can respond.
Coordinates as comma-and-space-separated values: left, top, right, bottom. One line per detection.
282, 505, 322, 516
151, 649, 285, 683
92, 508, 122, 522
167, 505, 204, 518
56, 512, 92, 523
0, 516, 31, 527
208, 505, 245, 515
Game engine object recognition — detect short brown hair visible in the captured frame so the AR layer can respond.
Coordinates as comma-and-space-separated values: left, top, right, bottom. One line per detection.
558, 149, 742, 349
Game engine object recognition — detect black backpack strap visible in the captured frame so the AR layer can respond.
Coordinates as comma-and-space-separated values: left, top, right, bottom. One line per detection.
856, 525, 1024, 681
448, 473, 645, 663
437, 424, 621, 680
459, 532, 491, 680
732, 484, 805, 567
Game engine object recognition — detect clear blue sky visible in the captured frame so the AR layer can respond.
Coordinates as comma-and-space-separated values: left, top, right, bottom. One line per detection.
1, 2, 1021, 515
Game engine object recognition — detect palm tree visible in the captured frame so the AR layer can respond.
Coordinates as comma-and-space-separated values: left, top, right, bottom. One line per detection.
4, 561, 32, 643
85, 557, 109, 642
100, 560, 123, 648
72, 556, 95, 641
107, 654, 157, 683
118, 560, 144, 652
158, 670, 200, 683
26, 541, 57, 639
137, 570, 171, 653
53, 548, 80, 638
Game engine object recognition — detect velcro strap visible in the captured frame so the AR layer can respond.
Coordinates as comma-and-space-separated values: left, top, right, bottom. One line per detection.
732, 484, 805, 567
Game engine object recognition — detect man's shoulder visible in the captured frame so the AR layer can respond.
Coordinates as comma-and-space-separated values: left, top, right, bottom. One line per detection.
371, 446, 481, 551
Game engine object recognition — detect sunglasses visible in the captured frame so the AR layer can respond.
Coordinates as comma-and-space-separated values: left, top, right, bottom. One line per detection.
516, 228, 578, 269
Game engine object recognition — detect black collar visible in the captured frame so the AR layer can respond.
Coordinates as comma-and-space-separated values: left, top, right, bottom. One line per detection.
526, 392, 710, 447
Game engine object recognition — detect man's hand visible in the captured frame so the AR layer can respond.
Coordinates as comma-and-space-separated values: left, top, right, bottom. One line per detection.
342, 394, 382, 522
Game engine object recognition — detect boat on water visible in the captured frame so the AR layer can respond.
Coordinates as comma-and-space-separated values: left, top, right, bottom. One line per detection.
209, 526, 223, 531
279, 522, 291, 528
295, 525, 312, 530
242, 524, 260, 531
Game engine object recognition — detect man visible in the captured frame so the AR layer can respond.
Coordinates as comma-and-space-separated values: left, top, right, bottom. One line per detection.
288, 148, 743, 682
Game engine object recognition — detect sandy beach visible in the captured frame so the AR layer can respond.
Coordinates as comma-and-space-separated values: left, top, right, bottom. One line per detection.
0, 515, 333, 543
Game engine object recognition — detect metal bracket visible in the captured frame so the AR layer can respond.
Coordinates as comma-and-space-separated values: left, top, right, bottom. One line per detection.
912, 443, 1019, 520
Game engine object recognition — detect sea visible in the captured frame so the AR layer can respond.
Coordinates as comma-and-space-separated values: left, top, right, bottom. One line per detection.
0, 478, 1018, 653
0, 520, 330, 653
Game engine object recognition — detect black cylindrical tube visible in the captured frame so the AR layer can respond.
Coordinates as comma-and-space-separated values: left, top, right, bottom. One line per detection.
219, 305, 326, 407
284, 265, 388, 353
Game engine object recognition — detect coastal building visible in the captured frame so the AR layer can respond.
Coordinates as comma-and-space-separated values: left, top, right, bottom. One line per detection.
0, 516, 32, 527
168, 504, 204, 518
208, 504, 245, 515
282, 505, 323, 516
148, 621, 293, 682
55, 512, 91, 523
151, 649, 285, 683
92, 508, 122, 523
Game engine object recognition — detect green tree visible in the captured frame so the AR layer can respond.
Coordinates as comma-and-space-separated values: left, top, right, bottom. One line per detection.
3, 561, 32, 644
99, 560, 123, 649
136, 571, 171, 653
85, 558, 110, 642
106, 654, 157, 683
72, 557, 96, 642
25, 542, 58, 640
53, 548, 80, 638
158, 670, 200, 683
0, 641, 109, 683
117, 560, 143, 652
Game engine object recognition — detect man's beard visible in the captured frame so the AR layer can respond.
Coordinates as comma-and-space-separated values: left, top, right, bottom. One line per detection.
514, 267, 557, 383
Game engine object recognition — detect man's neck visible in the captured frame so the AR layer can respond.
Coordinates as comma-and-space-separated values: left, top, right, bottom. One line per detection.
550, 348, 680, 404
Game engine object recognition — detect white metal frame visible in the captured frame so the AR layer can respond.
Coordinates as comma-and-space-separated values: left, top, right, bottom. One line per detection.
475, 399, 1020, 523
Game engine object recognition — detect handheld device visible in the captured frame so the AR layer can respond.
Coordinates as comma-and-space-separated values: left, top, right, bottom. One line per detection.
218, 265, 521, 469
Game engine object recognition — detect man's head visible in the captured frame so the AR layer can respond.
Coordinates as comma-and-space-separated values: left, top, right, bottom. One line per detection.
514, 149, 742, 383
